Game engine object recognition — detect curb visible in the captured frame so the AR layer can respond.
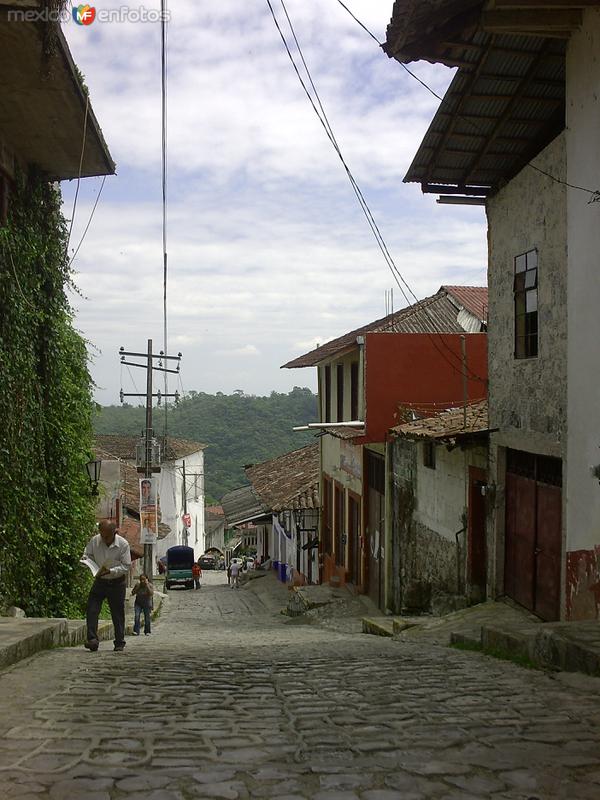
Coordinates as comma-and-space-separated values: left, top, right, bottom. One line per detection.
481, 623, 600, 677
0, 593, 166, 671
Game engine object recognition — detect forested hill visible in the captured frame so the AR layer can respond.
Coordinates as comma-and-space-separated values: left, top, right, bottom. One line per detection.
94, 387, 318, 503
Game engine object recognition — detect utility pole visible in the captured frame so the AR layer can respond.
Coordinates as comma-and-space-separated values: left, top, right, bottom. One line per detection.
119, 339, 182, 578
182, 460, 188, 548
460, 334, 468, 429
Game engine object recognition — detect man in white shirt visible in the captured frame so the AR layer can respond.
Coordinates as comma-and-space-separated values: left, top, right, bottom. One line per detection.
83, 521, 131, 652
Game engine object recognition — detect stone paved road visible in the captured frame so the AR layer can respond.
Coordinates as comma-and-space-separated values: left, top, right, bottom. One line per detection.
1, 571, 599, 800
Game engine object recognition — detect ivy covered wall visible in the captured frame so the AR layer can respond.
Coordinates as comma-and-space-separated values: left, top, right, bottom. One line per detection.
0, 170, 96, 617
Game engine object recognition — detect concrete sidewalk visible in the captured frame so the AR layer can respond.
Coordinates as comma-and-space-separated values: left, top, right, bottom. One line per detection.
0, 591, 166, 671
362, 600, 600, 678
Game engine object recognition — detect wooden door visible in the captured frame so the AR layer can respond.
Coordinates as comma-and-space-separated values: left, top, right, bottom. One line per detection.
334, 483, 345, 567
348, 492, 361, 585
535, 483, 561, 621
366, 452, 385, 610
505, 472, 536, 612
504, 450, 562, 621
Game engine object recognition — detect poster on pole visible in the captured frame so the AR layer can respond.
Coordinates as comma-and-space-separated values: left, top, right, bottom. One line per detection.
140, 477, 159, 545
140, 509, 159, 545
140, 477, 158, 509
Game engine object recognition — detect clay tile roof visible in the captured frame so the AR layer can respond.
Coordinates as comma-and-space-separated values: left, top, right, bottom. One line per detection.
121, 460, 140, 512
282, 286, 487, 369
118, 517, 144, 559
205, 505, 224, 516
221, 485, 267, 527
392, 399, 489, 441
94, 435, 206, 462
245, 443, 320, 513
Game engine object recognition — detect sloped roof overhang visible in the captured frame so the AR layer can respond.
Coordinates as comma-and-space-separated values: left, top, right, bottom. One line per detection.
382, 1, 594, 194
0, 4, 114, 179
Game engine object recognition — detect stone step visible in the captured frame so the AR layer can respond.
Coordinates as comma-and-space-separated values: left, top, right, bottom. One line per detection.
362, 617, 394, 637
481, 620, 600, 677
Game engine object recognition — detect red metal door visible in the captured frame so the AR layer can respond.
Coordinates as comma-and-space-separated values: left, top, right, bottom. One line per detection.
505, 473, 536, 612
505, 450, 562, 621
535, 483, 561, 621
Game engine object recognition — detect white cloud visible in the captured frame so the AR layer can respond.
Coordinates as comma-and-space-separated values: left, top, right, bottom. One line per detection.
61, 0, 487, 403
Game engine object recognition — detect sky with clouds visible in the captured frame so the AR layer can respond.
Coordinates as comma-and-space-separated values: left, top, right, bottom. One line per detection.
62, 0, 488, 405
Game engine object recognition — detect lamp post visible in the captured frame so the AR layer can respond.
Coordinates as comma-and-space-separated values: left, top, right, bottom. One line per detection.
292, 506, 319, 584
86, 459, 102, 496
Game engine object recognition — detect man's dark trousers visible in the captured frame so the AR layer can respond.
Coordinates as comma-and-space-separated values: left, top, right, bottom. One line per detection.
86, 576, 127, 647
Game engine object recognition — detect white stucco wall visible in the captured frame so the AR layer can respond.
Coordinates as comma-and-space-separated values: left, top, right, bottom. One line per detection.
155, 450, 205, 561
414, 443, 487, 541
319, 347, 364, 423
566, 8, 600, 556
96, 460, 121, 521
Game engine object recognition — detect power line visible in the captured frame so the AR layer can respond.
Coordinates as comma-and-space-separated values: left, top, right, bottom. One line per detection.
68, 175, 107, 268
65, 93, 90, 259
267, 0, 412, 308
331, 0, 600, 201
267, 0, 485, 383
161, 0, 169, 443
275, 0, 482, 380
331, 0, 380, 46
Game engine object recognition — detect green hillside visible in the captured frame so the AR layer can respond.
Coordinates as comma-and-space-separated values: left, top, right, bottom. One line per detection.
94, 387, 318, 502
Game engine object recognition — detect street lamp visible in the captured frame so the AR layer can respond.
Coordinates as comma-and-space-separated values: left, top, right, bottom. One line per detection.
292, 506, 320, 582
86, 459, 102, 496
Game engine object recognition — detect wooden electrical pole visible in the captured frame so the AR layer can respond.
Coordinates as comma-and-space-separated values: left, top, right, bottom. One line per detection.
119, 339, 182, 579
460, 334, 468, 429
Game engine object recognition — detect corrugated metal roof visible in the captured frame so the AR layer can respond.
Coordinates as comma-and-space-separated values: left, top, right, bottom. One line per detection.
221, 485, 267, 527
392, 399, 489, 441
282, 286, 487, 369
384, 2, 568, 193
245, 444, 320, 513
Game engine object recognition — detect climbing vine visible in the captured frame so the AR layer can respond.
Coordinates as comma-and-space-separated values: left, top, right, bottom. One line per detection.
0, 169, 96, 617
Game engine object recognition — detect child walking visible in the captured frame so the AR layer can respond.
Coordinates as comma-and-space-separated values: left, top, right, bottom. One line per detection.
132, 573, 154, 635
192, 562, 202, 589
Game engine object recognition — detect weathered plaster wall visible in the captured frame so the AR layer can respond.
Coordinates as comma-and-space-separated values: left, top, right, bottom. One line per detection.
320, 434, 362, 585
321, 435, 362, 498
96, 460, 121, 522
390, 439, 486, 612
565, 8, 600, 619
415, 443, 486, 541
486, 132, 567, 459
486, 134, 568, 611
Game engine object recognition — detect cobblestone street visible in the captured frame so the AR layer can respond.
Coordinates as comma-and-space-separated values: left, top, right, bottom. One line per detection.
1, 572, 599, 799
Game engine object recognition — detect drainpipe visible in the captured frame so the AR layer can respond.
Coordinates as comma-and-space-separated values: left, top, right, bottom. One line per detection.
455, 527, 466, 594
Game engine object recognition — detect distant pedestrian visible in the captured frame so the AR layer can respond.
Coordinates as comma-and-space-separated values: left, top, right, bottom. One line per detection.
230, 560, 240, 589
132, 573, 154, 635
83, 521, 131, 652
192, 562, 202, 590
227, 563, 231, 585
